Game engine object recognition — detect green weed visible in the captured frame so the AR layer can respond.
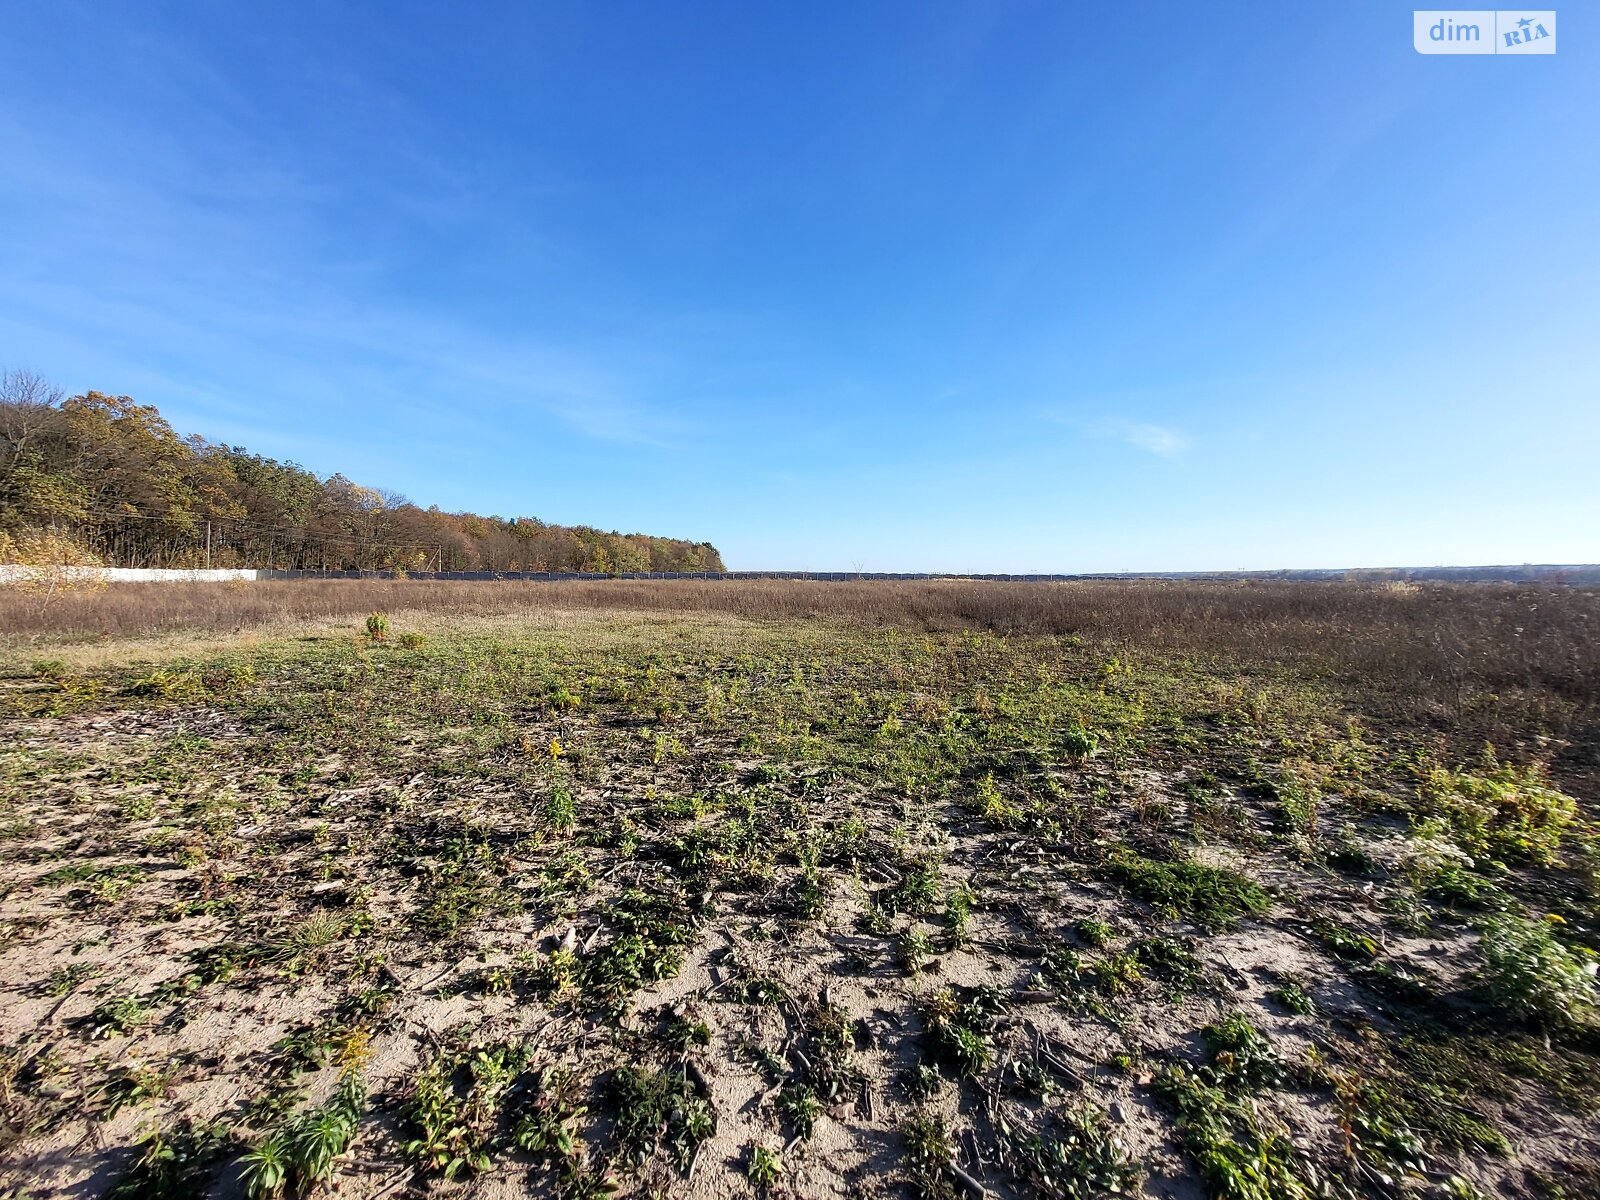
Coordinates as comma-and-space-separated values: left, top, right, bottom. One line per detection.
776, 1082, 822, 1139
1008, 1104, 1142, 1200
401, 1042, 529, 1180
1201, 1013, 1282, 1090
94, 1062, 177, 1117
943, 882, 977, 948
611, 1064, 714, 1174
1103, 850, 1271, 930
87, 994, 151, 1039
920, 987, 1001, 1078
898, 927, 935, 974
582, 889, 695, 1017
901, 1110, 959, 1200
109, 1120, 230, 1200
1267, 981, 1318, 1016
1418, 754, 1578, 865
240, 1072, 366, 1198
1073, 918, 1114, 948
544, 780, 576, 836
1132, 936, 1205, 990
1478, 912, 1598, 1026
1154, 1064, 1322, 1200
510, 1066, 588, 1164
745, 1144, 783, 1190
892, 858, 943, 914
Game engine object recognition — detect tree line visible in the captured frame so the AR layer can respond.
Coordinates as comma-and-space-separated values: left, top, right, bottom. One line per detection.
0, 370, 725, 573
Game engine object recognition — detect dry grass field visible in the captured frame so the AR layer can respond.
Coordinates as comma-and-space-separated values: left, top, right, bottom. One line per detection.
0, 580, 1596, 1200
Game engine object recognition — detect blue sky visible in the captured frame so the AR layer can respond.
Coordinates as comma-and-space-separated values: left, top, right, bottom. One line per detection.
1, 2, 1595, 571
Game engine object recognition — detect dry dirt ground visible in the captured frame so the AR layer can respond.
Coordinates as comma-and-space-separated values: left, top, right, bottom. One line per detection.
0, 606, 1596, 1200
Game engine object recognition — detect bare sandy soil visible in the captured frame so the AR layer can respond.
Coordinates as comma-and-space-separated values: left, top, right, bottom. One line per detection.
1, 606, 1596, 1200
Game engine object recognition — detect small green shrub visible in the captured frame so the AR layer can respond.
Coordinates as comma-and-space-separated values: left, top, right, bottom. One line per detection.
1313, 919, 1379, 961
943, 882, 977, 947
534, 948, 580, 996
733, 971, 789, 1006
892, 859, 943, 914
1038, 943, 1089, 996
824, 814, 870, 864
1201, 1014, 1282, 1090
511, 1067, 588, 1165
1094, 951, 1144, 998
363, 613, 389, 642
1478, 913, 1598, 1026
1103, 850, 1270, 930
1418, 755, 1578, 864
1155, 1063, 1321, 1200
546, 685, 583, 711
1060, 722, 1099, 758
582, 889, 695, 1017
95, 1062, 177, 1117
402, 1059, 488, 1180
87, 994, 151, 1039
401, 1044, 527, 1180
1272, 768, 1321, 839
1424, 861, 1507, 910
974, 772, 1018, 825
659, 1012, 711, 1051
898, 928, 935, 974
238, 1134, 289, 1200
920, 987, 998, 1078
204, 662, 257, 693
797, 1000, 862, 1102
791, 861, 827, 920
1133, 936, 1205, 989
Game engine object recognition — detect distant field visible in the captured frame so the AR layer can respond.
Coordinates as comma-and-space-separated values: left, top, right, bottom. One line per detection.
0, 583, 1596, 1198
5, 579, 1598, 750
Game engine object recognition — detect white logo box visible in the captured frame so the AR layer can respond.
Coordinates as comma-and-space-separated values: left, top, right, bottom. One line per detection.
1414, 10, 1556, 53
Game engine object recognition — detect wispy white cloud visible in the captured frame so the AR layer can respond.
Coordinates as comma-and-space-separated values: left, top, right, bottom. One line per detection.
0, 4, 696, 450
1040, 408, 1190, 458
0, 83, 688, 454
1106, 420, 1188, 457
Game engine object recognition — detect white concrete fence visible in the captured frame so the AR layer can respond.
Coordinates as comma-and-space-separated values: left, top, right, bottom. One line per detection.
0, 566, 263, 585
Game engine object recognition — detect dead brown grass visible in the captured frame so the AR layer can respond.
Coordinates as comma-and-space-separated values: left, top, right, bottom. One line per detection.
5, 578, 1597, 732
